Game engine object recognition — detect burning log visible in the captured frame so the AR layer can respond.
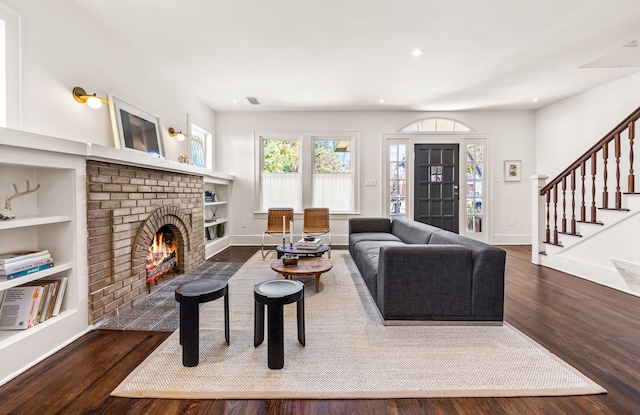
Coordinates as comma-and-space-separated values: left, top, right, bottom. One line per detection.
146, 231, 178, 292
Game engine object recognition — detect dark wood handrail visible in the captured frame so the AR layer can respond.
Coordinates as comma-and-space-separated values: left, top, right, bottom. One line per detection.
540, 105, 640, 195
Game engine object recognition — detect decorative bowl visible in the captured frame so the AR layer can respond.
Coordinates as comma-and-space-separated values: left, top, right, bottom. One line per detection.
303, 234, 315, 242
282, 253, 299, 267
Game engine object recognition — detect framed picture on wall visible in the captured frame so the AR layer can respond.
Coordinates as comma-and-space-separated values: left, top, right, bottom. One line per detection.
504, 160, 522, 182
108, 94, 164, 158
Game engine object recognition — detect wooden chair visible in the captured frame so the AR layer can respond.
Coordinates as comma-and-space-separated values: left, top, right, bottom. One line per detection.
303, 207, 331, 257
262, 208, 294, 259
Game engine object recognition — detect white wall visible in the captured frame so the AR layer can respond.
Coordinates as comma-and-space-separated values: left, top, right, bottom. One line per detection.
4, 0, 215, 163
216, 110, 536, 245
536, 71, 640, 177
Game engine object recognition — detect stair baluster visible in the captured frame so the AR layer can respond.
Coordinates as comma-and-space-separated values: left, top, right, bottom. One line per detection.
580, 161, 586, 222
602, 142, 609, 208
571, 170, 576, 234
545, 192, 550, 243
561, 177, 567, 233
591, 153, 597, 222
615, 133, 622, 209
629, 121, 635, 193
553, 184, 559, 244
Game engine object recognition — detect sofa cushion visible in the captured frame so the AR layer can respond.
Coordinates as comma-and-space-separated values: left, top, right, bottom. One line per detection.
349, 232, 403, 255
349, 217, 392, 234
391, 218, 439, 244
352, 240, 405, 296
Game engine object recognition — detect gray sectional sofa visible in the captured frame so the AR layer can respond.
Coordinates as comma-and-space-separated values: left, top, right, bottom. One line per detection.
349, 218, 506, 324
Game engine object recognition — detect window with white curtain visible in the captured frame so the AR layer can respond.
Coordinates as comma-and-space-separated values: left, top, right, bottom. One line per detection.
257, 132, 358, 212
260, 137, 302, 211
313, 138, 354, 211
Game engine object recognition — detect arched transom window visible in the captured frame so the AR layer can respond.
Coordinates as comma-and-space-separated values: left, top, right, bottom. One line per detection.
399, 118, 473, 133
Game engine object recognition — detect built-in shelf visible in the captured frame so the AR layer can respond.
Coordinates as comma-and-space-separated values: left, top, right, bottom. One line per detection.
0, 263, 73, 291
0, 309, 75, 343
0, 130, 89, 387
203, 177, 231, 259
0, 215, 73, 230
203, 218, 227, 228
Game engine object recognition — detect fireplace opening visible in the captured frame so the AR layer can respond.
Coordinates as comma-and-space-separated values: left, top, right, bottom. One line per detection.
146, 225, 180, 293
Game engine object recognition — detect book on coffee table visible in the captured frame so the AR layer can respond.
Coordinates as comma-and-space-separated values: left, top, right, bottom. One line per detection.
296, 238, 322, 249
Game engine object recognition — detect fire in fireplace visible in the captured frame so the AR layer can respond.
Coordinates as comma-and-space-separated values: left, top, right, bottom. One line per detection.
146, 225, 179, 292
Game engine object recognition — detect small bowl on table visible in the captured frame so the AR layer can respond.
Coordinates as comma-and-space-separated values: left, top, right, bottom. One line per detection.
282, 253, 299, 267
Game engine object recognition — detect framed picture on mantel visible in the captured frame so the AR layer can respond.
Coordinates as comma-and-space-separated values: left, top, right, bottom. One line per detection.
108, 94, 164, 159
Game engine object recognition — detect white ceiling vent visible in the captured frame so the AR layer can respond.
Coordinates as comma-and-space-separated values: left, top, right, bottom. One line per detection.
245, 96, 261, 105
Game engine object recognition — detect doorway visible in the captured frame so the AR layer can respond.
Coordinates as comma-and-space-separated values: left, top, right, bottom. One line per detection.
414, 144, 460, 233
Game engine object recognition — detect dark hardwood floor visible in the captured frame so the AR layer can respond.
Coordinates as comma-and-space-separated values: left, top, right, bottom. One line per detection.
1, 245, 639, 414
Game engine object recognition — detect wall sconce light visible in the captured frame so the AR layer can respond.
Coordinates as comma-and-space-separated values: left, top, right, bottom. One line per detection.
168, 127, 186, 141
73, 87, 108, 109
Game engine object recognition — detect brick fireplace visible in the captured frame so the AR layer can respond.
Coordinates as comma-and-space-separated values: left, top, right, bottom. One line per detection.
86, 160, 205, 325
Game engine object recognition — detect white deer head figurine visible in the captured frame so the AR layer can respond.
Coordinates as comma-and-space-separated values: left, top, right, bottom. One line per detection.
0, 180, 41, 220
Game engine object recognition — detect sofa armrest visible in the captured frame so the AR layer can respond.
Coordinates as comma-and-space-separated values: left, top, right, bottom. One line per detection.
376, 245, 474, 320
349, 217, 392, 234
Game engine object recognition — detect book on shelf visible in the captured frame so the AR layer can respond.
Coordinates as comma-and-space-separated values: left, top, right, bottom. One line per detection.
51, 277, 68, 317
0, 285, 43, 330
0, 255, 53, 275
2, 262, 55, 280
0, 277, 68, 328
38, 282, 54, 323
0, 249, 50, 265
39, 279, 63, 320
23, 279, 61, 323
296, 238, 322, 249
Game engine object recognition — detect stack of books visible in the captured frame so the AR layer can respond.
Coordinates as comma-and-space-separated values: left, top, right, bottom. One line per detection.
0, 277, 68, 330
0, 250, 54, 280
296, 238, 322, 250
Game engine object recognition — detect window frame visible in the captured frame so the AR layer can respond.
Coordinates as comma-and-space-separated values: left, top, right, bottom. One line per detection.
187, 114, 214, 170
255, 131, 359, 214
0, 4, 21, 129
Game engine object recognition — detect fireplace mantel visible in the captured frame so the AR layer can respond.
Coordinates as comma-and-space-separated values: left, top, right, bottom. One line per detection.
0, 127, 234, 183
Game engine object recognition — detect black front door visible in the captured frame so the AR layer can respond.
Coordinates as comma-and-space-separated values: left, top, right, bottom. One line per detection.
414, 144, 459, 233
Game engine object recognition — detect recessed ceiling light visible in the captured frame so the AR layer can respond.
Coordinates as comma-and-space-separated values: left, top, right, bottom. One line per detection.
379, 98, 385, 103
411, 49, 423, 57
232, 99, 237, 104
532, 97, 539, 102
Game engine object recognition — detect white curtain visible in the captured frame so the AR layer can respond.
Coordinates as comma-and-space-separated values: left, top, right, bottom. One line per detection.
261, 172, 302, 211
313, 172, 354, 211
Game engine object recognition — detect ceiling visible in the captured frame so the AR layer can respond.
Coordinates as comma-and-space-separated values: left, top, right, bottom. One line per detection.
74, 0, 640, 112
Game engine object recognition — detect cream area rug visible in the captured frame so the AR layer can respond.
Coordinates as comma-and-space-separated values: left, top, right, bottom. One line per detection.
112, 251, 606, 399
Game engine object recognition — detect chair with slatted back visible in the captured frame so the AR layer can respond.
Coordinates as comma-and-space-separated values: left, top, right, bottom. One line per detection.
302, 207, 331, 258
262, 208, 294, 259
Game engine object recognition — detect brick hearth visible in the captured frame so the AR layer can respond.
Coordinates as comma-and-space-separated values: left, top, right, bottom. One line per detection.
86, 160, 205, 325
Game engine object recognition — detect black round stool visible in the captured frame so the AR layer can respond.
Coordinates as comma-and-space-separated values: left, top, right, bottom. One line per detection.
254, 279, 305, 369
175, 279, 229, 367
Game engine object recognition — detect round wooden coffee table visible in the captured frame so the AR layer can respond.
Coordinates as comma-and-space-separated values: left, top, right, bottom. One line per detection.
270, 257, 333, 293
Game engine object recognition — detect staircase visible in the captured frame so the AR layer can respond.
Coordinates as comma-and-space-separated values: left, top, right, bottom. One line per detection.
535, 106, 640, 296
